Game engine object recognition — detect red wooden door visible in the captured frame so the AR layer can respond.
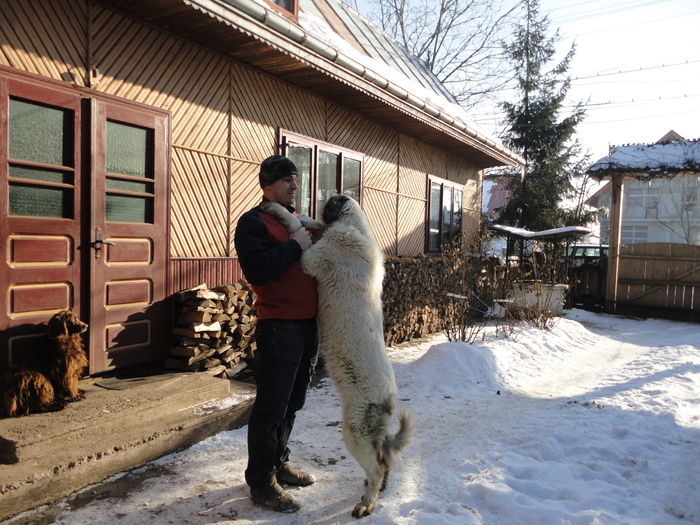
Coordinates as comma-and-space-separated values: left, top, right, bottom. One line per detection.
88, 100, 170, 373
0, 72, 170, 374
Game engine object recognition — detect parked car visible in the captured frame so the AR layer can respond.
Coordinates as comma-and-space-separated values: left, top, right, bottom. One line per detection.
568, 244, 608, 268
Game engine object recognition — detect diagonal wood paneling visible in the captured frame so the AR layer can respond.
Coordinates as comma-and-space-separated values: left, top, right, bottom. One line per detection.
92, 6, 230, 155
230, 62, 326, 162
364, 188, 398, 255
229, 159, 263, 257
0, 0, 87, 82
171, 148, 229, 258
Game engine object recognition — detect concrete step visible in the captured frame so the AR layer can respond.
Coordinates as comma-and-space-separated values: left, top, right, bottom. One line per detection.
0, 372, 255, 521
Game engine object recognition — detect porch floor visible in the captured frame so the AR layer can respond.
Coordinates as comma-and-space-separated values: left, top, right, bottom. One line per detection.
0, 369, 255, 522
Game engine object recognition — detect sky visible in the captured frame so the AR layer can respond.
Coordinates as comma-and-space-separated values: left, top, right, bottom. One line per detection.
10, 308, 700, 524
350, 0, 700, 166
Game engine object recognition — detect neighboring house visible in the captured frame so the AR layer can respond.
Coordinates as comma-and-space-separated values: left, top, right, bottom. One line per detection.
481, 173, 512, 257
587, 131, 700, 245
0, 0, 523, 374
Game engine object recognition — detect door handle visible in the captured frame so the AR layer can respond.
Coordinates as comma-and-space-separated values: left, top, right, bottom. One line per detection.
91, 228, 115, 258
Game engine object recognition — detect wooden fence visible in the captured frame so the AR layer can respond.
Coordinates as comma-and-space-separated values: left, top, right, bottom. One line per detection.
613, 242, 700, 320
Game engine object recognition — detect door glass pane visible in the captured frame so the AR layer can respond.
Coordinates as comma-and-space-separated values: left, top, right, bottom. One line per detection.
288, 146, 312, 216
9, 184, 72, 217
106, 121, 152, 178
106, 179, 152, 192
9, 165, 72, 184
343, 157, 361, 202
429, 182, 441, 252
442, 186, 452, 247
106, 195, 152, 223
318, 151, 338, 216
9, 99, 72, 166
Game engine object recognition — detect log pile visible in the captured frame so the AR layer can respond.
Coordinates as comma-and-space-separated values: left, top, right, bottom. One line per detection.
167, 280, 257, 381
382, 255, 449, 346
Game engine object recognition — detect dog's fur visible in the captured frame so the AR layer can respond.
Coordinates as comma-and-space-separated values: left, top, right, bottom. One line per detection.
0, 310, 88, 417
260, 195, 414, 518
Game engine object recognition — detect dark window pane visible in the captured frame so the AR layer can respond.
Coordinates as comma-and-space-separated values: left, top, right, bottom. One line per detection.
106, 194, 152, 223
9, 165, 72, 184
454, 189, 463, 240
288, 146, 312, 216
442, 186, 453, 246
271, 0, 294, 11
343, 157, 361, 202
106, 179, 151, 192
106, 121, 152, 178
429, 182, 441, 251
9, 98, 72, 166
318, 151, 338, 215
9, 184, 72, 218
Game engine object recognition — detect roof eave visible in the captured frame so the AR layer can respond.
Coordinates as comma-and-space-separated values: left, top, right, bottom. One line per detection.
98, 0, 523, 169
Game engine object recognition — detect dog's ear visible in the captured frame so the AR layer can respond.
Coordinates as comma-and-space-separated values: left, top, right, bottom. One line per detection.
47, 310, 69, 338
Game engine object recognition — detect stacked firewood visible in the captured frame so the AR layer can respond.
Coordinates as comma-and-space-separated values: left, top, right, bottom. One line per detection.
167, 280, 257, 381
382, 255, 449, 346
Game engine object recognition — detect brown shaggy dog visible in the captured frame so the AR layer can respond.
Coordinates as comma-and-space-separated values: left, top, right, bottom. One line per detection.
0, 310, 88, 417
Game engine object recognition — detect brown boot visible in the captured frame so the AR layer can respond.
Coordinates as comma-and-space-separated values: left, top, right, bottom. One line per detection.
250, 473, 301, 513
276, 462, 316, 486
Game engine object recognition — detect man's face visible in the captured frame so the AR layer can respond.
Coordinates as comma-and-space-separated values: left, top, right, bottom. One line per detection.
263, 175, 298, 207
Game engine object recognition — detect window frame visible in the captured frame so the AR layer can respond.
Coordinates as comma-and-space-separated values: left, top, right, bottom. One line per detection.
279, 129, 363, 220
427, 175, 464, 254
261, 0, 298, 20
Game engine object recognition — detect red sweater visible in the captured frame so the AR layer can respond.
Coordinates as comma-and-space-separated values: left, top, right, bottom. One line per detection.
234, 205, 317, 321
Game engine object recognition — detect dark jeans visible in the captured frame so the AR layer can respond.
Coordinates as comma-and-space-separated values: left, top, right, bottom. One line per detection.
245, 319, 319, 488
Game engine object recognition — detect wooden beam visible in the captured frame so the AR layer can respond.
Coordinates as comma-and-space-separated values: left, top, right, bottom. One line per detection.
605, 176, 624, 313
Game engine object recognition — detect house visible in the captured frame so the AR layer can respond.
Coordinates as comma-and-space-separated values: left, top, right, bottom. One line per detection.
586, 130, 700, 314
587, 131, 700, 245
0, 0, 523, 375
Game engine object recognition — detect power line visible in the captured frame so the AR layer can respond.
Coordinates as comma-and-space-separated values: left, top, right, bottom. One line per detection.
573, 58, 700, 81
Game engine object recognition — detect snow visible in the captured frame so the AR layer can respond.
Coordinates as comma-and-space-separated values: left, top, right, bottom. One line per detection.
587, 140, 700, 176
12, 309, 700, 524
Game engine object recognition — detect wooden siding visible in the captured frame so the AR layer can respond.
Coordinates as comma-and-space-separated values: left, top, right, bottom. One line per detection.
168, 258, 242, 295
615, 243, 700, 317
1, 0, 485, 262
170, 148, 229, 257
0, 0, 87, 83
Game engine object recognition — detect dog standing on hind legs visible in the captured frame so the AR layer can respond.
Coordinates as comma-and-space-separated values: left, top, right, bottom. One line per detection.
260, 195, 415, 518
0, 310, 88, 417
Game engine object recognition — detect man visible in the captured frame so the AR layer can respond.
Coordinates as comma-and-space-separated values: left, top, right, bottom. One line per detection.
234, 155, 318, 513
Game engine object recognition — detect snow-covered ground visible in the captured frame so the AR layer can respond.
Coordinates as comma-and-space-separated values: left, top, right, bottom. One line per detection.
11, 309, 700, 524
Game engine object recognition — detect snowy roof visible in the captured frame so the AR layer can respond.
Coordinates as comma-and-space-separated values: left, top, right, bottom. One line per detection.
490, 224, 591, 240
587, 132, 700, 179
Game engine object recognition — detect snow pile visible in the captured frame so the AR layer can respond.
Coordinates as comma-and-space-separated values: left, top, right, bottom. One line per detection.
15, 309, 700, 525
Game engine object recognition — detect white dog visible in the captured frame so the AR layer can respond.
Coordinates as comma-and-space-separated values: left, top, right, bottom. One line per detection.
259, 195, 414, 518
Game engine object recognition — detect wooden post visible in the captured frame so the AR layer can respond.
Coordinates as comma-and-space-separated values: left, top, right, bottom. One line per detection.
606, 176, 624, 313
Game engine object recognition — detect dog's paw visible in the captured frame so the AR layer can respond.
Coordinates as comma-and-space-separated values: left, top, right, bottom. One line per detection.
352, 499, 375, 518
259, 201, 303, 233
64, 390, 86, 403
298, 215, 324, 242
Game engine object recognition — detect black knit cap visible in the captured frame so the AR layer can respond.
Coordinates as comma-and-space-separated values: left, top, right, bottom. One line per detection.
259, 155, 298, 188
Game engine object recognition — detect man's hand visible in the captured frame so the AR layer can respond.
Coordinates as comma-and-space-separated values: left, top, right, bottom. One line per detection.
291, 228, 312, 250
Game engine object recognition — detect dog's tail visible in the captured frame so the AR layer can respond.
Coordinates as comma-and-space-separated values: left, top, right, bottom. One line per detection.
383, 408, 415, 461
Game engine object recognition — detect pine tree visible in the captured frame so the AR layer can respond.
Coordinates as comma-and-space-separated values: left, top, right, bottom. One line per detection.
496, 0, 591, 231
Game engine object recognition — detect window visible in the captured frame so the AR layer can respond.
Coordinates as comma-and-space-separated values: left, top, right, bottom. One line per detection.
105, 120, 155, 223
280, 130, 363, 219
428, 176, 463, 253
627, 186, 659, 209
263, 0, 297, 17
621, 225, 648, 244
8, 98, 75, 218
